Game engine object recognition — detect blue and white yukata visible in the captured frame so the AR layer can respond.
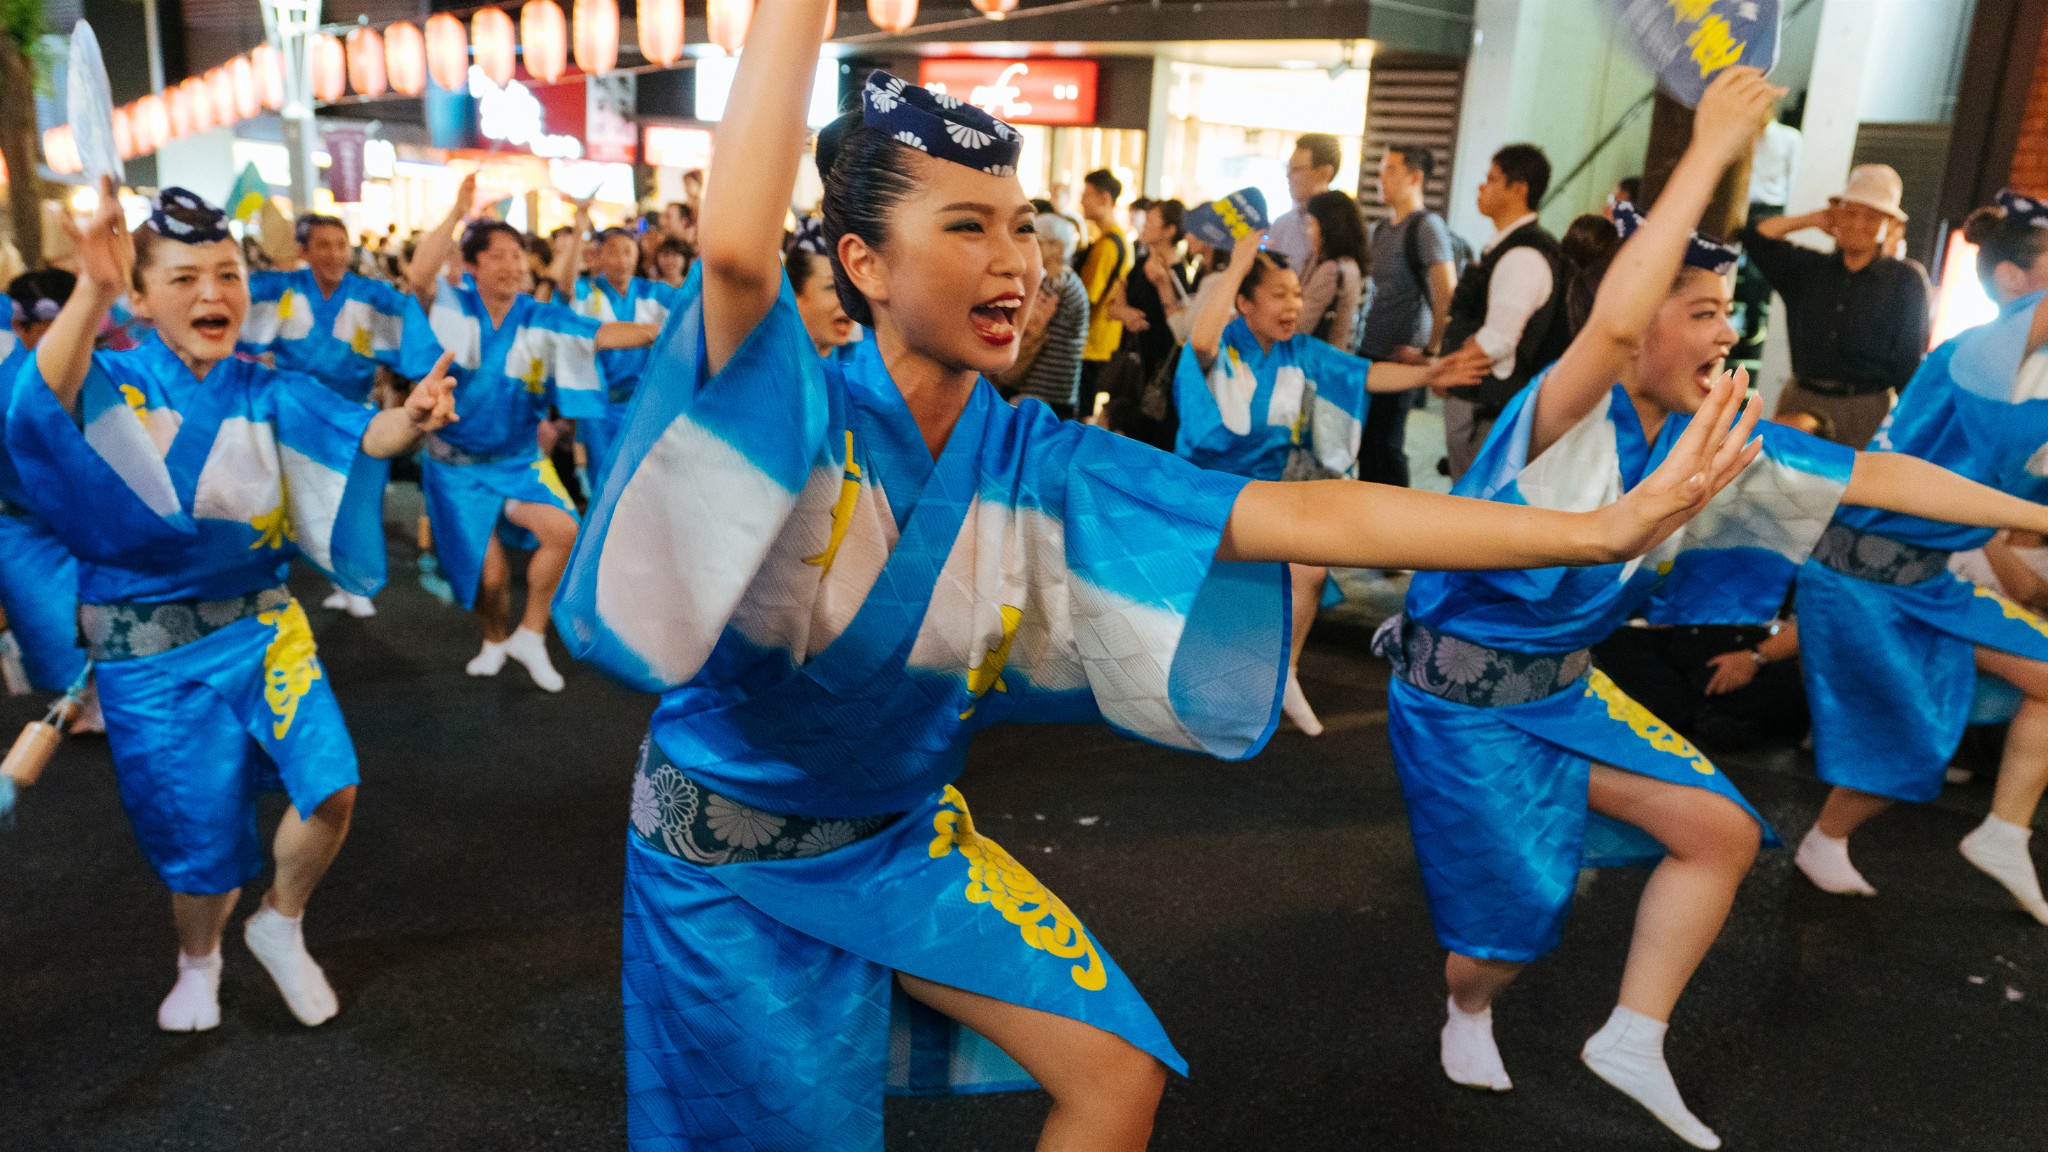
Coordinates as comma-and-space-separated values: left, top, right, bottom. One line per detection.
1173, 316, 1368, 481
1381, 376, 1855, 962
569, 274, 680, 490
239, 269, 428, 404
0, 343, 87, 692
1798, 292, 2048, 803
409, 281, 603, 609
555, 278, 1290, 1151
5, 335, 387, 893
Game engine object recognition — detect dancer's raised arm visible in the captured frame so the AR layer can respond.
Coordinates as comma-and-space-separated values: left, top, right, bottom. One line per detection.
1531, 67, 1780, 457
407, 172, 476, 308
34, 177, 129, 411
699, 0, 834, 373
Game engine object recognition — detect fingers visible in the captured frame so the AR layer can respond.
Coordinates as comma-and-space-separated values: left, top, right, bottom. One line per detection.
428, 349, 456, 382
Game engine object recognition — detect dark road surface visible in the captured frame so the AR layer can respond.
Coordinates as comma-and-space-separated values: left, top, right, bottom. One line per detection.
4, 526, 2046, 1151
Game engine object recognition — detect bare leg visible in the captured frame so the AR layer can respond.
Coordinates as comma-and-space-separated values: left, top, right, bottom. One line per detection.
1445, 953, 1523, 1014
267, 786, 356, 918
171, 890, 240, 958
474, 533, 513, 644
1282, 564, 1326, 736
1440, 952, 1522, 1091
1960, 648, 2048, 923
502, 500, 579, 635
1815, 787, 1894, 840
897, 973, 1163, 1152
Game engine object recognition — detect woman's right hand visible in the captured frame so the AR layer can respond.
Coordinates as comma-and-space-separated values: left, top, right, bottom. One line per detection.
67, 175, 132, 297
1690, 67, 1783, 165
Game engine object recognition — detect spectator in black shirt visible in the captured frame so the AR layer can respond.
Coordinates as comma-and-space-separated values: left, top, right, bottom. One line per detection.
1740, 163, 1930, 448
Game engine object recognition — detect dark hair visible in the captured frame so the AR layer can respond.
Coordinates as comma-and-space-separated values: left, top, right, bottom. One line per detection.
665, 201, 695, 223
653, 236, 689, 262
1303, 191, 1369, 271
461, 220, 526, 264
1965, 205, 2048, 292
1030, 197, 1056, 215
8, 267, 76, 318
816, 109, 928, 326
786, 246, 829, 294
1084, 168, 1122, 202
1560, 213, 1622, 333
1616, 176, 1642, 203
1130, 196, 1153, 213
1149, 198, 1186, 242
1295, 133, 1342, 175
1235, 249, 1293, 301
1387, 144, 1434, 181
295, 213, 347, 246
1491, 143, 1551, 207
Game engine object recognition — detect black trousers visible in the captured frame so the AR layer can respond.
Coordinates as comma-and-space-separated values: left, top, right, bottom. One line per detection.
1591, 624, 1809, 750
1358, 391, 1416, 487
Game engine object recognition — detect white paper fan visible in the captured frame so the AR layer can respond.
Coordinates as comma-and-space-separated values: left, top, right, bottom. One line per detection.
67, 20, 124, 186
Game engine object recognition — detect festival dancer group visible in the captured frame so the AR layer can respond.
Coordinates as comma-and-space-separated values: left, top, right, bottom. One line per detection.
11, 8, 2048, 1148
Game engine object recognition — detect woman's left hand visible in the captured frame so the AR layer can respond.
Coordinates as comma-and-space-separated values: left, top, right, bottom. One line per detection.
405, 351, 460, 434
1595, 367, 1763, 561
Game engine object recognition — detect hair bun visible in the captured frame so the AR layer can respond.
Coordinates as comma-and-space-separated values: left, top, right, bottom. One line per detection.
1963, 205, 2005, 249
814, 110, 860, 179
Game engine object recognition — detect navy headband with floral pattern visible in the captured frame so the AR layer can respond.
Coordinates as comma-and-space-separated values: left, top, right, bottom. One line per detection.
861, 70, 1022, 177
1996, 189, 2048, 229
1612, 201, 1740, 275
150, 187, 232, 245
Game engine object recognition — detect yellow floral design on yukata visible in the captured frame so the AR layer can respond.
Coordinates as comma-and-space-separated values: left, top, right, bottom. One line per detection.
258, 600, 323, 739
350, 325, 374, 356
248, 476, 292, 551
522, 357, 548, 394
1974, 585, 2048, 641
119, 383, 150, 420
929, 785, 1107, 990
959, 605, 1022, 720
803, 430, 862, 576
1585, 668, 1716, 775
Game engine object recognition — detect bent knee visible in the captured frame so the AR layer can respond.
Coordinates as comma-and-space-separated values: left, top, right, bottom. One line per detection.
312, 785, 357, 824
1676, 795, 1761, 868
1067, 1041, 1166, 1115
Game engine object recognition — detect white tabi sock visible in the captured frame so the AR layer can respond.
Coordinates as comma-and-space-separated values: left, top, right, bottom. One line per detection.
466, 639, 507, 677
320, 585, 351, 611
1282, 674, 1323, 737
1581, 1005, 1721, 1150
343, 592, 376, 619
1794, 825, 1877, 896
157, 949, 223, 1033
501, 628, 564, 693
1440, 996, 1512, 1091
1960, 815, 2048, 926
243, 904, 338, 1027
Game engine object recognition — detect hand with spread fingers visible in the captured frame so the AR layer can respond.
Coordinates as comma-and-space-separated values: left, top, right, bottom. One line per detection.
1597, 367, 1764, 560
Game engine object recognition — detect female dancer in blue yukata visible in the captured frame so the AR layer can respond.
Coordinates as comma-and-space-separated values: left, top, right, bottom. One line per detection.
1378, 70, 2048, 1150
552, 4, 1771, 1148
402, 173, 657, 692
562, 209, 684, 491
1792, 190, 2048, 926
0, 269, 96, 725
1174, 242, 1492, 736
239, 212, 438, 619
6, 182, 458, 1033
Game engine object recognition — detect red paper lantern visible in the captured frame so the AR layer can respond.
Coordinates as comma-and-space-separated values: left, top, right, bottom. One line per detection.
229, 55, 260, 120
346, 27, 387, 97
425, 13, 470, 91
707, 0, 750, 54
572, 0, 618, 76
972, 0, 1016, 15
207, 66, 238, 126
136, 94, 169, 152
472, 7, 516, 87
521, 0, 568, 84
251, 44, 286, 111
868, 0, 916, 33
636, 0, 684, 66
111, 105, 134, 160
311, 33, 346, 103
180, 76, 217, 132
385, 21, 427, 96
164, 85, 191, 138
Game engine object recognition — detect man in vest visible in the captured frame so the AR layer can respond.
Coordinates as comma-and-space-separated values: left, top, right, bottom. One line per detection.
1438, 143, 1570, 480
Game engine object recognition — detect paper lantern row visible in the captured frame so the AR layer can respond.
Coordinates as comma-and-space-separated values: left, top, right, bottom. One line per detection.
44, 45, 286, 171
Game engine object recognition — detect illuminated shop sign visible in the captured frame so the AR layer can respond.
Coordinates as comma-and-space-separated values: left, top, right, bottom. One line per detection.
468, 65, 582, 159
917, 59, 1098, 127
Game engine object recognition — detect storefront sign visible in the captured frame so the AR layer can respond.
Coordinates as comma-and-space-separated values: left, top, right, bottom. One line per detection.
587, 73, 637, 165
643, 125, 713, 171
324, 127, 366, 203
917, 59, 1097, 126
468, 65, 583, 159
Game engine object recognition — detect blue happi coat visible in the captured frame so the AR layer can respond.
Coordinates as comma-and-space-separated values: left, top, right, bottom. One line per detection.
0, 344, 87, 691
555, 277, 1288, 1151
1173, 316, 1369, 481
1799, 292, 2048, 802
571, 274, 681, 489
1390, 377, 1854, 962
5, 335, 386, 892
409, 281, 601, 608
240, 269, 431, 403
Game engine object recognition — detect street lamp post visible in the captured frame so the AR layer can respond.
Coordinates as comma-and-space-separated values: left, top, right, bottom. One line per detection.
261, 0, 322, 212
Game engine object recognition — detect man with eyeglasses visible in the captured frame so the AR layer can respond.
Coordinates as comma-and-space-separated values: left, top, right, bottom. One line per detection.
1270, 133, 1342, 273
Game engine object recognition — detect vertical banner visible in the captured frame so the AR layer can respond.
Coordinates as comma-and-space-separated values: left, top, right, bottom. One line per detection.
325, 127, 366, 203
1605, 0, 1781, 107
587, 73, 638, 164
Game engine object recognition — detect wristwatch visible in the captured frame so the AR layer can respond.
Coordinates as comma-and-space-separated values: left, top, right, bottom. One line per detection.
1748, 648, 1769, 667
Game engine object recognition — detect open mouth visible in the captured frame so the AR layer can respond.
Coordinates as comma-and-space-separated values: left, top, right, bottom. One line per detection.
191, 314, 234, 340
969, 295, 1023, 346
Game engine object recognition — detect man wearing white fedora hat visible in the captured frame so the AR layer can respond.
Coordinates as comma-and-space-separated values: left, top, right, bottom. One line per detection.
1742, 162, 1931, 448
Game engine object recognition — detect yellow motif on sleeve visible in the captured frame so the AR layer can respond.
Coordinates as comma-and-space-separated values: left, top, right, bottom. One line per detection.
119, 383, 150, 420
350, 326, 373, 356
1973, 584, 2048, 640
258, 600, 323, 740
960, 605, 1022, 720
929, 785, 1108, 991
523, 356, 548, 394
533, 458, 575, 508
802, 430, 862, 576
249, 475, 293, 550
277, 291, 295, 320
1585, 668, 1716, 775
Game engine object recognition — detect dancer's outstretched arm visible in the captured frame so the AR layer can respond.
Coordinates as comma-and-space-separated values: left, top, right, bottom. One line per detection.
1844, 453, 2048, 534
699, 0, 832, 374
34, 177, 129, 411
407, 172, 476, 310
1220, 369, 1763, 570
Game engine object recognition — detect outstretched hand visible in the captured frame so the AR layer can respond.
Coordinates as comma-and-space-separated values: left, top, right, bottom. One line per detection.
66, 175, 132, 297
1596, 367, 1763, 561
405, 351, 460, 434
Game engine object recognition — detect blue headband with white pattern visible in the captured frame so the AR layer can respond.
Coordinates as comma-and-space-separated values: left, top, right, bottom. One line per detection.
861, 71, 1022, 177
1996, 189, 2048, 228
150, 187, 232, 245
1613, 201, 1740, 275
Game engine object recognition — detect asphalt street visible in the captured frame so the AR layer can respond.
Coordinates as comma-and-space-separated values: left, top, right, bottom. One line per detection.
3, 506, 2045, 1152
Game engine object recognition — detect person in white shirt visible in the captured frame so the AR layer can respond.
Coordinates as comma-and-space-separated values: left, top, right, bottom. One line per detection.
1268, 133, 1341, 273
1436, 144, 1570, 480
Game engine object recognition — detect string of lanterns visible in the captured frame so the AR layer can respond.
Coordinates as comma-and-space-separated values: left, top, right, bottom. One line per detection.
42, 0, 988, 174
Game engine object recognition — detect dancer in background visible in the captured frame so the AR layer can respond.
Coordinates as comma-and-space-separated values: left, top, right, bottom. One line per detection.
6, 184, 456, 1033
404, 174, 656, 692
241, 213, 436, 618
556, 4, 1766, 1145
1794, 190, 2048, 926
1175, 245, 1490, 736
565, 211, 683, 490
786, 246, 857, 362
